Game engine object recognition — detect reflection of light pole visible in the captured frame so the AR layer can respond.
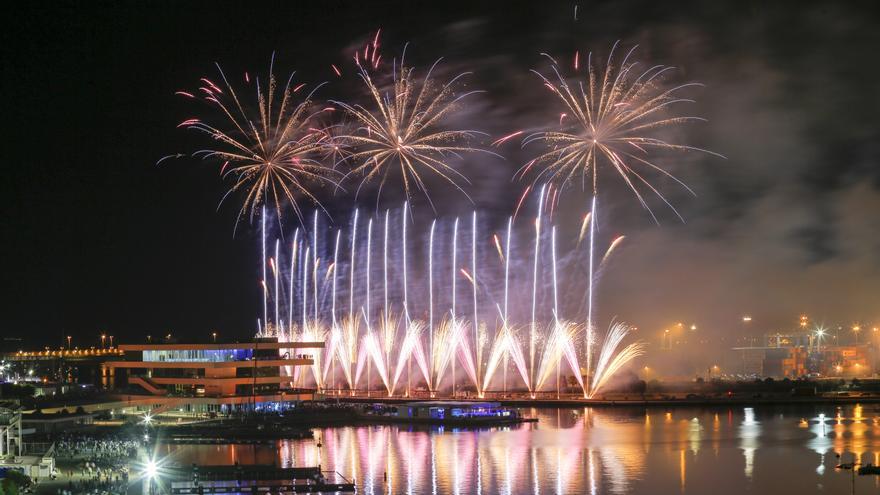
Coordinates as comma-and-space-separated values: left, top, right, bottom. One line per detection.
834, 452, 859, 495
145, 458, 158, 495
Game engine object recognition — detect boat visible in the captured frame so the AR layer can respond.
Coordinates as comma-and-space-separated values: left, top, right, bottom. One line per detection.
356, 401, 537, 426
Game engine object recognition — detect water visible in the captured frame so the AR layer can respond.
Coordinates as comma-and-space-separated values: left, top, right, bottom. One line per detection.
155, 405, 880, 494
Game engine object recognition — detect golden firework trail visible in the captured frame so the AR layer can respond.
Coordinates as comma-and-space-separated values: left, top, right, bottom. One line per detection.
518, 43, 722, 221
332, 45, 494, 209
589, 321, 646, 398
173, 55, 338, 227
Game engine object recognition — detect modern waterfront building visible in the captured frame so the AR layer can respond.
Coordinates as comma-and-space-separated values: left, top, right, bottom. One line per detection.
105, 337, 323, 414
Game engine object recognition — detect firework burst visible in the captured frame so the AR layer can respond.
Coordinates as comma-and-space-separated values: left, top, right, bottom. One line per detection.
518, 43, 722, 221
175, 56, 338, 227
332, 47, 492, 209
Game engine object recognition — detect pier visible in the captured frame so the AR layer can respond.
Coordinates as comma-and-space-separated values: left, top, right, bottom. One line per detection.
159, 465, 355, 494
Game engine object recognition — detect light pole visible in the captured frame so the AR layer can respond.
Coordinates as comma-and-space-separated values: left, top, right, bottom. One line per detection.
109, 335, 114, 348
66, 336, 72, 350
101, 334, 106, 349
852, 324, 861, 344
815, 328, 826, 353
874, 328, 879, 372
212, 332, 217, 343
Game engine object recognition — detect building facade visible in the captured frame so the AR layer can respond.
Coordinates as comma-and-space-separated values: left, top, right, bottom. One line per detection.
106, 337, 323, 413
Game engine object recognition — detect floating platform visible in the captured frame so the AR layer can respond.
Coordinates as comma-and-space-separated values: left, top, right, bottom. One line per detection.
164, 465, 355, 493
356, 400, 537, 426
160, 424, 312, 444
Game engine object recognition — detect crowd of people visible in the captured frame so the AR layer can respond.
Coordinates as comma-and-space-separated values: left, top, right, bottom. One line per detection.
53, 433, 142, 495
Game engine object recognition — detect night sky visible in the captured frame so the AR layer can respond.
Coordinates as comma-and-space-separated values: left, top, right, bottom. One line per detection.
2, 1, 878, 350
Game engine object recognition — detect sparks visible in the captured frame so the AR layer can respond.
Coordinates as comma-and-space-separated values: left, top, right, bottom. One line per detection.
333, 44, 492, 208
175, 55, 338, 228
519, 43, 722, 221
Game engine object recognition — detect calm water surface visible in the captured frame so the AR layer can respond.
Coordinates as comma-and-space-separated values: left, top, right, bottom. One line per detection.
156, 405, 880, 494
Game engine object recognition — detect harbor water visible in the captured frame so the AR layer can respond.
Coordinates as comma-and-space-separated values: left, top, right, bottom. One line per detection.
155, 405, 880, 494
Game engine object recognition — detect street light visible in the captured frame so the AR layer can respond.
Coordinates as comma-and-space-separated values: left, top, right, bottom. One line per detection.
101, 334, 106, 349
741, 316, 753, 346
815, 327, 826, 353
212, 332, 217, 343
66, 336, 72, 350
109, 335, 114, 348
